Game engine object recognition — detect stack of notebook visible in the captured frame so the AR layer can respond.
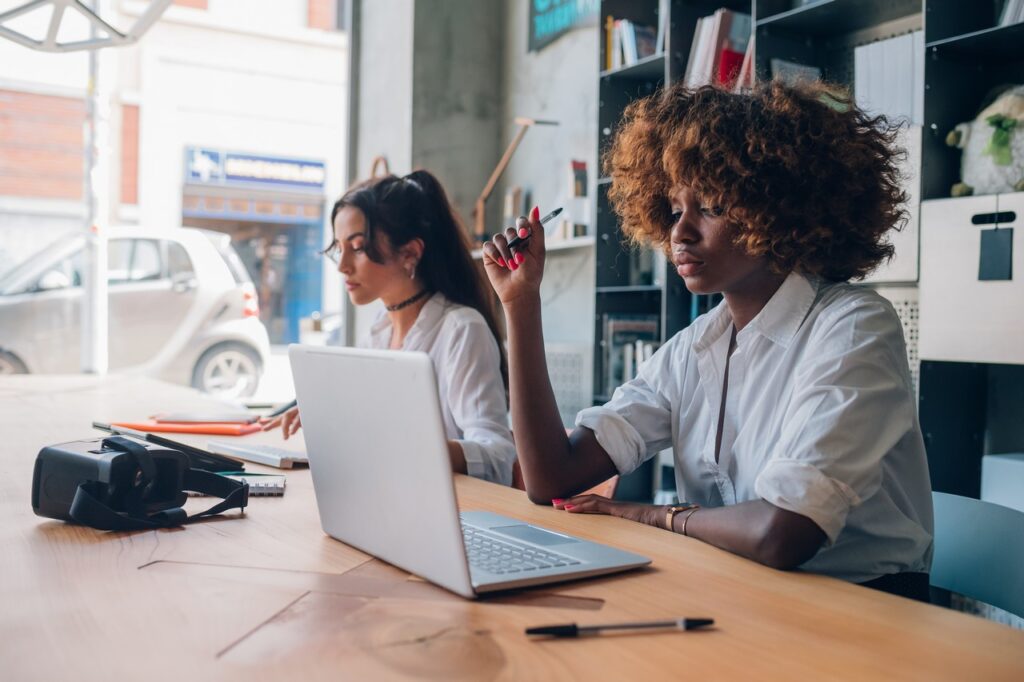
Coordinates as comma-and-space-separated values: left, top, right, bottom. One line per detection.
111, 412, 263, 436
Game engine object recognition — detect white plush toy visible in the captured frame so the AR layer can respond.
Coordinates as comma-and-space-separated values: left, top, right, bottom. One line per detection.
946, 84, 1024, 197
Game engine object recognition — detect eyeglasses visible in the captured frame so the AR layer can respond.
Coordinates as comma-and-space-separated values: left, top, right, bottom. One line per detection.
321, 243, 340, 264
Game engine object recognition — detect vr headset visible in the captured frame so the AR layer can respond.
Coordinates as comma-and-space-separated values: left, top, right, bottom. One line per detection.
32, 435, 248, 531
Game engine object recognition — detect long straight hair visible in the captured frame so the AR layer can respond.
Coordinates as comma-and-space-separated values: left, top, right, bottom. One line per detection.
330, 170, 508, 389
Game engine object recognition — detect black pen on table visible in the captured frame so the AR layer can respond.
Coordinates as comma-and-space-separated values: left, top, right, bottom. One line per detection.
526, 617, 714, 638
505, 207, 563, 250
265, 399, 297, 419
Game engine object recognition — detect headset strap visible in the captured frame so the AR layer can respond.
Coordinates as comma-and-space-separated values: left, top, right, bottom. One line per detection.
67, 438, 248, 531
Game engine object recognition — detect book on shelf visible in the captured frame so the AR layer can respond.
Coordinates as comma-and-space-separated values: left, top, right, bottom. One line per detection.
622, 338, 658, 386
602, 313, 659, 397
733, 33, 755, 92
633, 24, 657, 61
559, 159, 589, 240
853, 31, 923, 125
683, 9, 752, 88
1000, 0, 1024, 26
628, 246, 656, 286
605, 16, 659, 70
569, 159, 587, 198
655, 0, 669, 55
502, 185, 523, 229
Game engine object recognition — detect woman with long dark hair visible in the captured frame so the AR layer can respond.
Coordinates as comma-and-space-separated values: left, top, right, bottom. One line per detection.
264, 169, 515, 485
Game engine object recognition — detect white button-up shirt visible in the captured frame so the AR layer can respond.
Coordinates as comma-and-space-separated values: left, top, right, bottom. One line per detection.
577, 272, 933, 582
362, 293, 515, 486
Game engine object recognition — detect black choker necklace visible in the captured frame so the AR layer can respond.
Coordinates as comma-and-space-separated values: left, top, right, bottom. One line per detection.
386, 289, 431, 312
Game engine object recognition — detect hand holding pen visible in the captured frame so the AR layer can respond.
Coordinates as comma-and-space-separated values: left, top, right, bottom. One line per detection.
481, 206, 562, 305
259, 399, 302, 440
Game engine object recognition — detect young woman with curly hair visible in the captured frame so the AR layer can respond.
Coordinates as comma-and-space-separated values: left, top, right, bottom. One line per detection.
483, 80, 933, 600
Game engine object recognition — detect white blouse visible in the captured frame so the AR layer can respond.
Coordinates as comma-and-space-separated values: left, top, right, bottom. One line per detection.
362, 293, 516, 486
576, 272, 933, 583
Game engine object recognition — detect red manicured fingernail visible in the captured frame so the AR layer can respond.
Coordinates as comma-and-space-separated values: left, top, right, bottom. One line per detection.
509, 260, 518, 270
518, 227, 529, 238
515, 253, 525, 264
497, 257, 506, 267
565, 504, 576, 510
552, 499, 564, 505
531, 206, 540, 221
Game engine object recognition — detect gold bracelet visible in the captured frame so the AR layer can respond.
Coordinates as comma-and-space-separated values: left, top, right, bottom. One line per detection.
680, 506, 701, 537
664, 504, 693, 531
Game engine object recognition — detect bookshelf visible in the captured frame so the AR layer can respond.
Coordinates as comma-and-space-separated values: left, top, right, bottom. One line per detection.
917, 1, 1024, 499
594, 0, 1024, 503
596, 0, 749, 501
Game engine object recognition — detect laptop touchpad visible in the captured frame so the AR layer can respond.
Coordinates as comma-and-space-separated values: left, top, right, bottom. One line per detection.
492, 524, 579, 546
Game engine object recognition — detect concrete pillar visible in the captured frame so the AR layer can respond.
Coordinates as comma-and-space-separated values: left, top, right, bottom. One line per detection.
352, 0, 502, 229
348, 0, 504, 340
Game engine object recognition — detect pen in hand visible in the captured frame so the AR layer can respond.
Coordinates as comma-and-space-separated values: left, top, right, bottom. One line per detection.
265, 399, 297, 419
506, 207, 564, 250
526, 617, 714, 638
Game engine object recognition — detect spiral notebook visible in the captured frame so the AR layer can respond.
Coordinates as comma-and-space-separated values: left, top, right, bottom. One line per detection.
188, 473, 286, 497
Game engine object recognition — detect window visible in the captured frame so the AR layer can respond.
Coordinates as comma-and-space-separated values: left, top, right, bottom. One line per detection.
167, 242, 195, 278
34, 249, 83, 292
108, 239, 163, 284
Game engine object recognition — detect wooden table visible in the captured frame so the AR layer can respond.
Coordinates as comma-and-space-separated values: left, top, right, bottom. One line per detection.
2, 375, 1023, 681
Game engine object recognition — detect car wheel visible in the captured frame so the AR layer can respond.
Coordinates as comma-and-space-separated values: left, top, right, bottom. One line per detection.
0, 350, 28, 374
191, 343, 262, 399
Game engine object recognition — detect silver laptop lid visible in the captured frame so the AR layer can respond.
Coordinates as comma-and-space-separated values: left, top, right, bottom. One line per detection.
288, 345, 476, 598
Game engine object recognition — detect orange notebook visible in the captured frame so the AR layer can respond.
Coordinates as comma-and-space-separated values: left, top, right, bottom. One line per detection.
110, 421, 262, 436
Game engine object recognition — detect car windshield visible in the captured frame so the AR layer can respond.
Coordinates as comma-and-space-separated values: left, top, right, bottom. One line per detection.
0, 233, 77, 295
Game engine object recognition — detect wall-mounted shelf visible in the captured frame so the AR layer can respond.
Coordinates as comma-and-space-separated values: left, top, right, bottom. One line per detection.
756, 0, 920, 36
596, 284, 662, 294
600, 52, 666, 80
925, 21, 1024, 59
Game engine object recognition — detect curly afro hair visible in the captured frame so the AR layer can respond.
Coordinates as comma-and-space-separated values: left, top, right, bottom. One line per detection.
604, 79, 909, 282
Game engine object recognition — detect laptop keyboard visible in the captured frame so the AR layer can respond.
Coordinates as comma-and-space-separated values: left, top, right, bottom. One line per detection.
461, 524, 582, 575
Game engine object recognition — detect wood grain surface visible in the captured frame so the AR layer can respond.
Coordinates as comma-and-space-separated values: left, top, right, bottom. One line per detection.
2, 375, 1022, 681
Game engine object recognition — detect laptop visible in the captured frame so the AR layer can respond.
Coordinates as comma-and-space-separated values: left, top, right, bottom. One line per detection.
289, 344, 651, 598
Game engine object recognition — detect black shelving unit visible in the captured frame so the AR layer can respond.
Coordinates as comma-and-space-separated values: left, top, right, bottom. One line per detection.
595, 0, 1024, 503
595, 0, 750, 405
917, 0, 1024, 497
595, 0, 751, 502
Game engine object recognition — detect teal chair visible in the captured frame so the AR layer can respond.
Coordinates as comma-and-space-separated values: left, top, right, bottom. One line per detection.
931, 492, 1024, 619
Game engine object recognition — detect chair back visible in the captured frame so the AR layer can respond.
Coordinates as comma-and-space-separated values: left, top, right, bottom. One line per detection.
931, 491, 1024, 618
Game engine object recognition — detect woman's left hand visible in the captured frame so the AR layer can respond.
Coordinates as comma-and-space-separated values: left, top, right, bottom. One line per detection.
553, 495, 663, 528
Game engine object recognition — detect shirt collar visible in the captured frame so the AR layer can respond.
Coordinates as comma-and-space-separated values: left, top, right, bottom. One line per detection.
693, 271, 819, 352
744, 271, 819, 348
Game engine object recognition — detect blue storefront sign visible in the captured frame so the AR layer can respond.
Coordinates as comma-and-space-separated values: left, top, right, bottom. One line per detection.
184, 147, 326, 193
529, 0, 599, 52
182, 146, 326, 345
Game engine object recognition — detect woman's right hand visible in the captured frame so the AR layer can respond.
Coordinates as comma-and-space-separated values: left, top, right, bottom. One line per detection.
259, 406, 302, 440
482, 205, 546, 307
